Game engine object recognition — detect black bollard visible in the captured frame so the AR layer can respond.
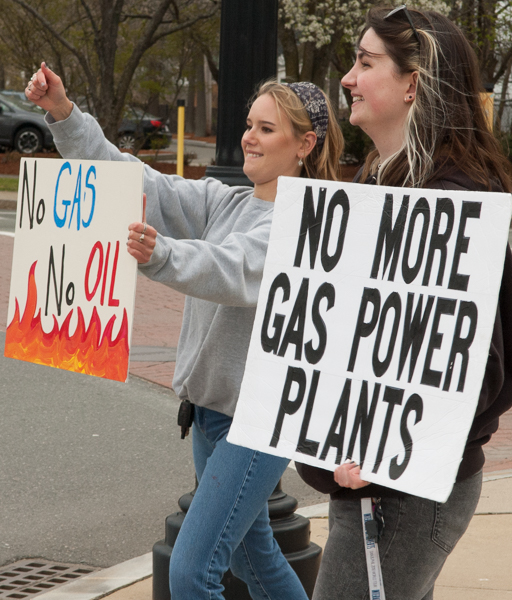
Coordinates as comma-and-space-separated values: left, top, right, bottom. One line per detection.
152, 479, 322, 599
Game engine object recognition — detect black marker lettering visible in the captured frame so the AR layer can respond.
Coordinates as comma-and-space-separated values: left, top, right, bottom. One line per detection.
389, 393, 423, 480
348, 288, 381, 371
448, 201, 481, 291
270, 367, 307, 448
261, 273, 290, 354
443, 301, 478, 392
320, 189, 350, 272
372, 386, 404, 474
294, 186, 327, 269
305, 282, 335, 365
422, 198, 454, 287
372, 291, 402, 377
296, 370, 321, 457
401, 197, 430, 284
278, 278, 309, 360
346, 381, 381, 469
421, 297, 457, 388
370, 193, 409, 281
397, 293, 435, 382
319, 378, 351, 464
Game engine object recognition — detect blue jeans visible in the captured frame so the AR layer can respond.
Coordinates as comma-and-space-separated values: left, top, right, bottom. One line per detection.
312, 470, 483, 600
169, 406, 309, 600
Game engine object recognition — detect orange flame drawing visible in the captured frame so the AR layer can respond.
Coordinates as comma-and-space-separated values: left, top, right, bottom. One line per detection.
5, 262, 129, 382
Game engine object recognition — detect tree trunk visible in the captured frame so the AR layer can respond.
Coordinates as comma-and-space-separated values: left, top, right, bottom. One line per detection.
195, 56, 207, 137
310, 45, 331, 89
278, 13, 299, 81
148, 92, 160, 116
496, 59, 511, 131
204, 55, 213, 136
300, 42, 315, 82
329, 67, 340, 115
186, 68, 196, 133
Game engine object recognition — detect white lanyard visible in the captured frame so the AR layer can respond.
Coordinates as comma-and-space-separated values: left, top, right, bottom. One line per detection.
361, 497, 386, 600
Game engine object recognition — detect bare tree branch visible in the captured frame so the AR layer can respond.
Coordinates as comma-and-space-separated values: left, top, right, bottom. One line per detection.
7, 0, 96, 92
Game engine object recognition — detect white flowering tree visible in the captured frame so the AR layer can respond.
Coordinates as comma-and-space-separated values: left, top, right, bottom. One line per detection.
278, 0, 367, 87
279, 0, 452, 110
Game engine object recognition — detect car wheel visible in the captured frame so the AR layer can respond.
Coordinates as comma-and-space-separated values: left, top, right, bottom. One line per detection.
14, 127, 44, 154
117, 133, 137, 150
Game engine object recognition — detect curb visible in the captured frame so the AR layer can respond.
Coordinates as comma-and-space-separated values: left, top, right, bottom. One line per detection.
33, 553, 152, 600
31, 504, 328, 600
178, 139, 216, 148
32, 472, 512, 600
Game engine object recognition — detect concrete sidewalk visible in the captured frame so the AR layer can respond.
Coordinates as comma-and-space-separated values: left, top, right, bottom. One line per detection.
29, 471, 512, 599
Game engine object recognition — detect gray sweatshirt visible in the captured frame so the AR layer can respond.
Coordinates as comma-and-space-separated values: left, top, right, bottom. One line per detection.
46, 106, 273, 416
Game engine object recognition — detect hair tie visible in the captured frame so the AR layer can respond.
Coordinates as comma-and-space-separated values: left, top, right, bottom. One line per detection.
286, 82, 329, 148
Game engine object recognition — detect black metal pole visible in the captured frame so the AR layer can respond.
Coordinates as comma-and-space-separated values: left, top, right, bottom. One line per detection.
204, 0, 278, 186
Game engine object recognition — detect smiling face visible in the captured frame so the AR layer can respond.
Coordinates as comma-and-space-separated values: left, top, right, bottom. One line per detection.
242, 93, 306, 202
341, 28, 416, 160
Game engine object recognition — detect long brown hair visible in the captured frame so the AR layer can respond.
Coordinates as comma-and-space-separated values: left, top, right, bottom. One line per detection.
254, 80, 344, 181
359, 7, 512, 192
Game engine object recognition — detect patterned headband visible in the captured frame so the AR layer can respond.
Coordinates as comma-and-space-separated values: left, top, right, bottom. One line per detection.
286, 82, 329, 148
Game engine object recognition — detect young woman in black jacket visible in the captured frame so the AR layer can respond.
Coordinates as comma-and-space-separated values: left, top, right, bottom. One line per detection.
297, 7, 512, 599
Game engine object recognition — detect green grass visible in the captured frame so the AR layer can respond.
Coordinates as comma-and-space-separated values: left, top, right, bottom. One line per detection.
0, 177, 18, 192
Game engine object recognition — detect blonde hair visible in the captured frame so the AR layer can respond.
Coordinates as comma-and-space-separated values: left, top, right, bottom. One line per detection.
254, 80, 344, 181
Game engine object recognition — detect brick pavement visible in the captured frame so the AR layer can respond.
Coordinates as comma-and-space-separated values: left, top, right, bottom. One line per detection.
129, 273, 184, 388
1, 231, 512, 473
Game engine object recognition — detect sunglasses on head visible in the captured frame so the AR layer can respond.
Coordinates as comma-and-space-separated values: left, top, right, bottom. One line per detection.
384, 5, 421, 45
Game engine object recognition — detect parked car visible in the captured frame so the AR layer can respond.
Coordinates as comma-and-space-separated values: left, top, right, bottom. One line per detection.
0, 91, 54, 153
117, 106, 171, 150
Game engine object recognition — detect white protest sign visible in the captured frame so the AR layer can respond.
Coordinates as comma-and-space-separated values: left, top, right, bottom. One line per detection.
228, 177, 512, 502
4, 157, 143, 383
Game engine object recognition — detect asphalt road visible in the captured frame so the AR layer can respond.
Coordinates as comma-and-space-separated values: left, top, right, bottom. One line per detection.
0, 337, 195, 569
0, 209, 15, 235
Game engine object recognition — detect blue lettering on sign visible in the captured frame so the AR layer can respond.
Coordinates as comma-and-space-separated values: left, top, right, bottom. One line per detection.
53, 162, 97, 230
54, 161, 72, 228
69, 164, 82, 229
83, 166, 96, 228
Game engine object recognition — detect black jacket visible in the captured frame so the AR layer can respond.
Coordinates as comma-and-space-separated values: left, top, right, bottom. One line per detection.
296, 168, 512, 499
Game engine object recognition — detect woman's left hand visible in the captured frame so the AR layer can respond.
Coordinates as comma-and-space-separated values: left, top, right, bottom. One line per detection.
127, 194, 157, 263
334, 462, 370, 489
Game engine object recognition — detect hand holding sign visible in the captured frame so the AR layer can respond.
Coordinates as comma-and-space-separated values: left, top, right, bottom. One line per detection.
127, 194, 157, 264
334, 462, 370, 490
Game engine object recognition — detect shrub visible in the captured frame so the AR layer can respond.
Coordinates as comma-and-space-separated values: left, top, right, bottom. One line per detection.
339, 119, 373, 165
